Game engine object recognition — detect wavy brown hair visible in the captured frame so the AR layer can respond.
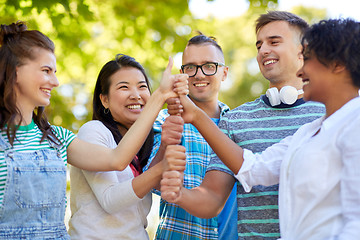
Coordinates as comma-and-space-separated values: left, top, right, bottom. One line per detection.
0, 21, 59, 145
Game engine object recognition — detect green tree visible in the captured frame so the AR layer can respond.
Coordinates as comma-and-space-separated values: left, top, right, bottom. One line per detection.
1, 0, 194, 131
1, 0, 328, 128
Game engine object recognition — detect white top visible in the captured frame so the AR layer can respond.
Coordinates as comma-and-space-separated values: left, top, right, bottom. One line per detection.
68, 120, 151, 240
235, 97, 360, 240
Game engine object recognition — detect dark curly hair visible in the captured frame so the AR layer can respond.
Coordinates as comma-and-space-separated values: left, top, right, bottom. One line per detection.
302, 18, 360, 88
0, 21, 59, 146
92, 54, 154, 173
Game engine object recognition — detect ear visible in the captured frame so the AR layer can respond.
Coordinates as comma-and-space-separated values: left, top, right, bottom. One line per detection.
221, 65, 229, 82
297, 44, 304, 60
297, 51, 303, 60
99, 94, 109, 109
332, 62, 346, 74
15, 66, 19, 82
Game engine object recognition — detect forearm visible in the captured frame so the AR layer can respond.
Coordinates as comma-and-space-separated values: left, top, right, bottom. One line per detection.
175, 186, 226, 219
192, 107, 244, 174
161, 170, 234, 219
146, 148, 165, 190
132, 162, 163, 198
148, 143, 166, 169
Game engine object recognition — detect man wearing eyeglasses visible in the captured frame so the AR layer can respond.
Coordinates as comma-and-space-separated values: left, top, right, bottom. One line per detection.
144, 34, 237, 240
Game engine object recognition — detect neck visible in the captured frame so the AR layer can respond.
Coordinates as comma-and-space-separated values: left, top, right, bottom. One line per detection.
190, 98, 220, 118
324, 90, 359, 118
15, 102, 34, 126
115, 122, 128, 136
269, 77, 303, 91
15, 112, 33, 126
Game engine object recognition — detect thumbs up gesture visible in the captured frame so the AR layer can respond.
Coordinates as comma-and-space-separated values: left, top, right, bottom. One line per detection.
158, 57, 189, 100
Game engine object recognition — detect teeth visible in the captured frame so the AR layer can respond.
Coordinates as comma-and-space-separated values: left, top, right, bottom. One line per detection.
303, 81, 309, 86
127, 105, 141, 109
194, 83, 208, 87
42, 89, 51, 94
264, 60, 277, 66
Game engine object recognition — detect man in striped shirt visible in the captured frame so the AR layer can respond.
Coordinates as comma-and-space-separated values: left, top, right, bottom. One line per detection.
160, 11, 325, 239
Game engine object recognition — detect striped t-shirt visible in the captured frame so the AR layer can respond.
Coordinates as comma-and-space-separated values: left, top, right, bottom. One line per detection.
207, 96, 325, 239
0, 120, 76, 208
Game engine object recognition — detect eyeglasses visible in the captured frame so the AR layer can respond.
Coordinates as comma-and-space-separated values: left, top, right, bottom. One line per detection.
181, 62, 225, 77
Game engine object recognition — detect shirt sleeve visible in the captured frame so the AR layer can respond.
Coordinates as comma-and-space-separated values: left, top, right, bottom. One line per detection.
82, 170, 140, 214
337, 116, 360, 239
51, 125, 76, 148
235, 136, 291, 192
76, 121, 143, 214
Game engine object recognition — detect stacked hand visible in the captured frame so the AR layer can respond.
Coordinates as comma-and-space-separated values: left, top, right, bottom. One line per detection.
160, 115, 186, 174
159, 57, 189, 100
159, 114, 186, 198
161, 115, 183, 146
161, 170, 183, 203
158, 58, 201, 203
159, 93, 201, 203
166, 95, 197, 123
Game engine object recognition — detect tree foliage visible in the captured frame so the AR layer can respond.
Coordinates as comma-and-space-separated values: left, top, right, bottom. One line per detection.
1, 0, 328, 131
1, 0, 194, 131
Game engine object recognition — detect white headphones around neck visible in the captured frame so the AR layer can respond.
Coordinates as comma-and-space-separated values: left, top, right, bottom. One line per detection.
266, 86, 304, 106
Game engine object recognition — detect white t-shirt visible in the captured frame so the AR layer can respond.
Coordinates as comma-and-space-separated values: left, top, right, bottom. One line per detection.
68, 120, 151, 240
236, 97, 360, 240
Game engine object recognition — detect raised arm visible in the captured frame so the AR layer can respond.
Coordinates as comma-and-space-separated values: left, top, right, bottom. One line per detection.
67, 58, 188, 171
171, 95, 245, 174
161, 169, 236, 218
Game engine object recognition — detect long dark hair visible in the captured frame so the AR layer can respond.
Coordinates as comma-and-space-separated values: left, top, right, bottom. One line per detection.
0, 21, 59, 145
93, 54, 154, 173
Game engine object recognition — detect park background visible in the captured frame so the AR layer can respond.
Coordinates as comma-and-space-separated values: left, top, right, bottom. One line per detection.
2, 0, 359, 238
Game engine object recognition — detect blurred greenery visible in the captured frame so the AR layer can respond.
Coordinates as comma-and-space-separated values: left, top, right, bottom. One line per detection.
1, 0, 328, 133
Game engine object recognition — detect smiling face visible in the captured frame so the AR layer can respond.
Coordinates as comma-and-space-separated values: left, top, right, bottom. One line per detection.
100, 67, 150, 129
15, 47, 59, 119
256, 21, 303, 87
181, 44, 228, 104
296, 50, 333, 104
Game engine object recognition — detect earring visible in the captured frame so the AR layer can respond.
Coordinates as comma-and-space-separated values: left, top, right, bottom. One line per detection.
104, 108, 109, 114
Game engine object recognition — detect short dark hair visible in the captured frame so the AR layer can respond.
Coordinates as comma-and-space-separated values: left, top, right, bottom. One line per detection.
302, 18, 360, 88
255, 11, 309, 35
92, 54, 153, 173
186, 31, 224, 55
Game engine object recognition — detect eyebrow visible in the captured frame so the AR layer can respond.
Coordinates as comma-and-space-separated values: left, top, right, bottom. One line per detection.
43, 65, 56, 73
256, 35, 283, 46
183, 61, 218, 65
115, 80, 147, 86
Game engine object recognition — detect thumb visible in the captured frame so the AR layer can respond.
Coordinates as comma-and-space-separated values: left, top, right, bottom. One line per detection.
163, 56, 174, 79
